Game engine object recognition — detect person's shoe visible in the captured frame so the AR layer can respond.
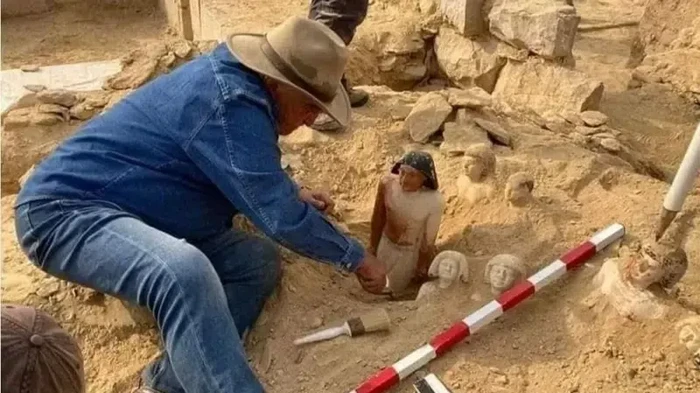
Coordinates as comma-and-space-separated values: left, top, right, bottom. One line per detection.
343, 76, 369, 108
310, 76, 368, 132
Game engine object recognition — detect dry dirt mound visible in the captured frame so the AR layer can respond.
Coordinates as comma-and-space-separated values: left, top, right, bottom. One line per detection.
3, 1, 700, 393
4, 84, 700, 392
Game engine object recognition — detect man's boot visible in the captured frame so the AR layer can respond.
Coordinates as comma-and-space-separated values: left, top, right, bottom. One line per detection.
343, 75, 369, 108
311, 75, 368, 132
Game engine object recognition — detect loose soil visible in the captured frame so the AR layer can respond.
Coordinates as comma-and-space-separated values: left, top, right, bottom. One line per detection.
2, 1, 700, 393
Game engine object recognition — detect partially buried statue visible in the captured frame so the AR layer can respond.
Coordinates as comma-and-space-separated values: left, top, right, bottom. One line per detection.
584, 239, 688, 320
456, 144, 496, 206
370, 151, 444, 296
484, 254, 527, 296
621, 240, 688, 291
416, 250, 469, 301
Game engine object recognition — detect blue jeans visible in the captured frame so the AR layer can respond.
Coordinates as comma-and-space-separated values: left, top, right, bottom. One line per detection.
309, 0, 368, 45
14, 199, 281, 393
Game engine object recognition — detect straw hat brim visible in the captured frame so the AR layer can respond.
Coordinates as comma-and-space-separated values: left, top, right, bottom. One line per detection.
226, 33, 351, 128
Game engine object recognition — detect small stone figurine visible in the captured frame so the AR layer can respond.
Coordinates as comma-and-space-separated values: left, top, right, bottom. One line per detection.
370, 151, 445, 296
456, 144, 496, 205
416, 251, 469, 301
484, 254, 527, 296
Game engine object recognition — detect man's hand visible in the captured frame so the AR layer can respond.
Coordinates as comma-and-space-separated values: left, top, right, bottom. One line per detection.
355, 253, 387, 294
299, 186, 335, 213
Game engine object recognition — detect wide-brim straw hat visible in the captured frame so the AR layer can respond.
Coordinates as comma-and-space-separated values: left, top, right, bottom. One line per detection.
226, 16, 351, 127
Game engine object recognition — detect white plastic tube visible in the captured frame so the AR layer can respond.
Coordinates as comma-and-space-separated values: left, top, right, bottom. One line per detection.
663, 122, 700, 212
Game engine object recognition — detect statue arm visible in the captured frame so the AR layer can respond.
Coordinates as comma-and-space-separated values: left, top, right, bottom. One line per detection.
369, 176, 388, 254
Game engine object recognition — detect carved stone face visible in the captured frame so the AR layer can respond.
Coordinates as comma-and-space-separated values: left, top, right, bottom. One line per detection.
438, 258, 459, 288
623, 250, 664, 289
462, 144, 495, 182
463, 156, 485, 182
490, 265, 516, 292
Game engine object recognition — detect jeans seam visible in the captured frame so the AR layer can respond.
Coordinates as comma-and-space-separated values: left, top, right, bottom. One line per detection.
101, 225, 226, 393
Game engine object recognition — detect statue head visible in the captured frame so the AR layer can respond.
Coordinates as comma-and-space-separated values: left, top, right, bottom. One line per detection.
505, 172, 535, 206
428, 250, 469, 288
463, 144, 496, 182
484, 254, 527, 295
623, 240, 688, 290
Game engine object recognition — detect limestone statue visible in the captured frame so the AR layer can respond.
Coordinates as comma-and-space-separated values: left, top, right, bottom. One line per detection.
505, 172, 534, 206
370, 151, 444, 297
416, 250, 469, 301
581, 242, 683, 321
456, 144, 496, 205
483, 254, 526, 296
621, 240, 688, 290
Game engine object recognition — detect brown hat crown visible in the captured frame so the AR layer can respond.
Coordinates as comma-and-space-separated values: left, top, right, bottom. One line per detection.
262, 16, 348, 102
1, 305, 85, 393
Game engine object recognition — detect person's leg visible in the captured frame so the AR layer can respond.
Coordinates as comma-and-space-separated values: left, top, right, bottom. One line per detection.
309, 0, 370, 131
14, 200, 265, 393
142, 229, 281, 393
308, 0, 368, 46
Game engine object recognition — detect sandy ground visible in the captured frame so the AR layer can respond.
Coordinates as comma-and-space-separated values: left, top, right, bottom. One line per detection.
1, 0, 172, 69
2, 1, 700, 393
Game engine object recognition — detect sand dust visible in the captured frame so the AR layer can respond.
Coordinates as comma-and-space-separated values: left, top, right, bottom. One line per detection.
2, 1, 700, 392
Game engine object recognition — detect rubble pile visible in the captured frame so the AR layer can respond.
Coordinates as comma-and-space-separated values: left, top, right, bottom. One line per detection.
630, 0, 700, 103
0, 39, 219, 193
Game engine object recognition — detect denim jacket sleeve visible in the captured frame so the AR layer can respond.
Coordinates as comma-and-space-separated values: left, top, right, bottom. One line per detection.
183, 93, 365, 272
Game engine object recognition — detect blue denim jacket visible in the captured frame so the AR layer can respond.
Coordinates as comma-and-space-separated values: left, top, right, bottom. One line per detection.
15, 43, 364, 272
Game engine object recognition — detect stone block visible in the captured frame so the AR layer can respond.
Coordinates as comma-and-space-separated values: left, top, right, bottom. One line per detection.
488, 0, 580, 59
440, 0, 485, 37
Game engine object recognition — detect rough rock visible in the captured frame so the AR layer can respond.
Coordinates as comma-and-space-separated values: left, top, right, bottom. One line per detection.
434, 27, 508, 93
447, 87, 493, 108
404, 93, 453, 142
440, 0, 485, 37
172, 41, 194, 58
596, 137, 622, 153
37, 89, 78, 107
489, 0, 580, 59
631, 2, 700, 100
69, 102, 100, 121
20, 64, 40, 72
31, 112, 63, 126
474, 118, 512, 146
634, 0, 700, 57
492, 59, 604, 117
440, 121, 492, 156
78, 91, 111, 108
1, 120, 78, 193
420, 0, 438, 15
638, 48, 700, 98
347, 20, 427, 90
2, 109, 31, 130
543, 115, 570, 134
24, 84, 46, 93
160, 52, 177, 69
104, 45, 167, 90
104, 90, 131, 111
580, 111, 608, 127
37, 104, 70, 121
